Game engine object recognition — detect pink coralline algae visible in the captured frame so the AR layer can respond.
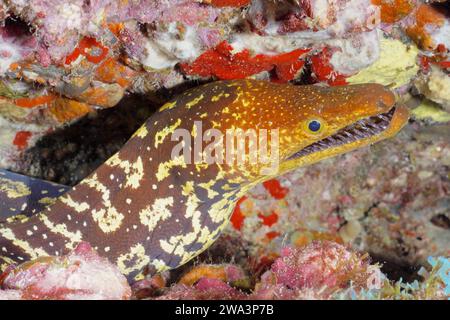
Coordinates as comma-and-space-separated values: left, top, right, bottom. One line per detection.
133, 263, 250, 300
0, 0, 388, 169
155, 278, 247, 300
0, 242, 131, 300
252, 241, 378, 299
146, 240, 448, 300
246, 0, 379, 36
146, 241, 382, 300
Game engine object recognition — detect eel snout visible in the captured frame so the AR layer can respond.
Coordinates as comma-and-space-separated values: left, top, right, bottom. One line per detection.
287, 84, 409, 161
350, 83, 409, 137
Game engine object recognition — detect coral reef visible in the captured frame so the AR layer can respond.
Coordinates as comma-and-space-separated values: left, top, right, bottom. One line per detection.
0, 242, 131, 300
414, 65, 450, 110
0, 238, 448, 300
0, 0, 446, 170
224, 124, 450, 270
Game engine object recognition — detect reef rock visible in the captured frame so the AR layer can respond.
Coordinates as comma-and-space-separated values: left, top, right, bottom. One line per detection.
0, 242, 131, 300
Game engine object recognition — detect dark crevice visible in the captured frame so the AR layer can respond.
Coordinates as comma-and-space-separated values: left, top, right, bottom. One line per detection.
369, 253, 423, 283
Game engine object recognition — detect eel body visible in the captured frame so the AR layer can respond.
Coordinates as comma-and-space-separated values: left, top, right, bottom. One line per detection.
0, 169, 69, 221
0, 80, 409, 281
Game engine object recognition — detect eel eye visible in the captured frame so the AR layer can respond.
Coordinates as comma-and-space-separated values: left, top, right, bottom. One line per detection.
308, 120, 321, 133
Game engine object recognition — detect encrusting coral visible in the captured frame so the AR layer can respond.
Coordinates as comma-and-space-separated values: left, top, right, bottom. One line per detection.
141, 241, 449, 300
0, 0, 387, 167
0, 0, 447, 170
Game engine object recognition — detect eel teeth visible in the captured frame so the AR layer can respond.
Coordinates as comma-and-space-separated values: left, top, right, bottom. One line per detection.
288, 107, 396, 160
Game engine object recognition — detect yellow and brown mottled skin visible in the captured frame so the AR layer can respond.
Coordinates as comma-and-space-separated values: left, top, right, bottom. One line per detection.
0, 80, 409, 281
0, 169, 69, 220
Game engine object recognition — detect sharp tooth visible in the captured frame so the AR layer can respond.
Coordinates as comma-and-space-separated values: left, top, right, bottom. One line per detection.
360, 123, 369, 130
354, 129, 365, 138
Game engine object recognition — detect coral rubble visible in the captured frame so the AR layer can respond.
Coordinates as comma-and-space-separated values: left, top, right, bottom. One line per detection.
0, 0, 449, 301
0, 242, 131, 300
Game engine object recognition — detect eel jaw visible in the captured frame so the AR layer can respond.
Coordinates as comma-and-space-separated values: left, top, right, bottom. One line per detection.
287, 104, 410, 161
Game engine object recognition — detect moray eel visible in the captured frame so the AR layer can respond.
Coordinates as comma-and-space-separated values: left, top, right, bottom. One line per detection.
0, 169, 69, 221
0, 80, 409, 281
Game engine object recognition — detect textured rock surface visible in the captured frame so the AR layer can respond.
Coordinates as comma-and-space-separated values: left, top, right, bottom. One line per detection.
0, 242, 131, 300
139, 241, 449, 300
0, 0, 448, 300
0, 0, 387, 168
